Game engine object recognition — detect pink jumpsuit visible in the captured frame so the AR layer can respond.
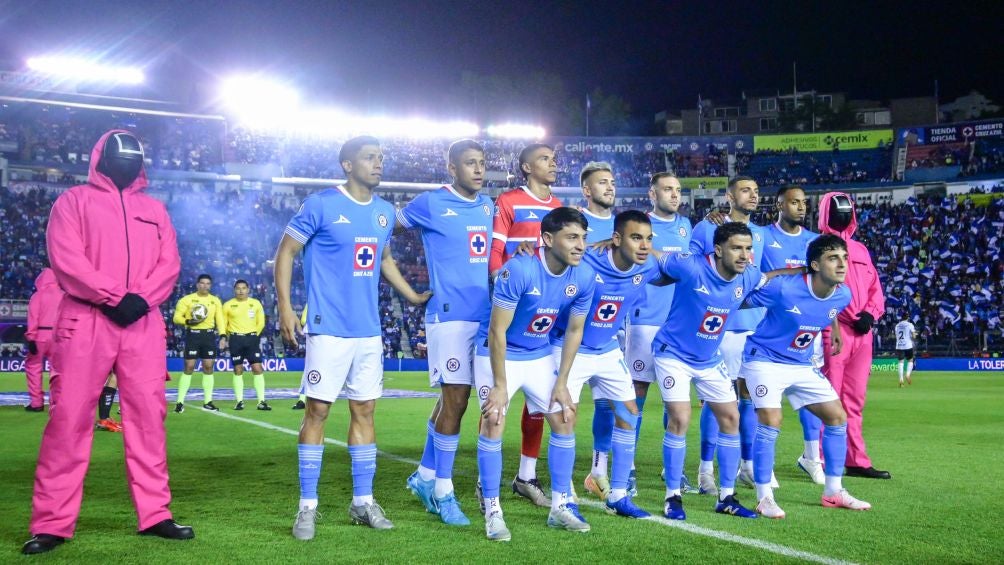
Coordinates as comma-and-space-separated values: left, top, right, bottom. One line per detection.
24, 269, 64, 408
818, 192, 885, 469
30, 129, 182, 538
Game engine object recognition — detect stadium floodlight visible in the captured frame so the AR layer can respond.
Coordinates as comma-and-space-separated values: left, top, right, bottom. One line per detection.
26, 56, 145, 85
219, 75, 301, 128
485, 123, 546, 139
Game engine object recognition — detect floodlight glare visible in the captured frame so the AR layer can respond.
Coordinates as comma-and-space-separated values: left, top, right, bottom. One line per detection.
26, 56, 145, 84
485, 124, 546, 139
220, 76, 301, 128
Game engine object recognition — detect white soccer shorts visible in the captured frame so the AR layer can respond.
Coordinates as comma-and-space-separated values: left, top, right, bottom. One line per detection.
474, 353, 559, 415
740, 360, 839, 411
301, 334, 383, 402
551, 346, 635, 404
719, 330, 753, 381
426, 321, 477, 387
654, 357, 737, 404
625, 324, 659, 383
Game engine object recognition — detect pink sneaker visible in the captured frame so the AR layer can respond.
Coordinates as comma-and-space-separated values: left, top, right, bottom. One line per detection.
821, 489, 871, 510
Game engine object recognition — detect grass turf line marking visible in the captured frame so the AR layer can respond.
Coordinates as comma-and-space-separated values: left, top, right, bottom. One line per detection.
206, 409, 857, 565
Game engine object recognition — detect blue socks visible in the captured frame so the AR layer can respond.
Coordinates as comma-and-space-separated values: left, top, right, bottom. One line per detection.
717, 432, 741, 490
822, 424, 848, 477
592, 399, 614, 454
753, 424, 780, 485
477, 435, 503, 498
634, 393, 648, 445
432, 430, 459, 481
700, 402, 719, 462
548, 433, 576, 497
662, 432, 687, 490
419, 420, 436, 477
739, 399, 756, 461
348, 444, 377, 497
298, 444, 324, 501
611, 426, 636, 491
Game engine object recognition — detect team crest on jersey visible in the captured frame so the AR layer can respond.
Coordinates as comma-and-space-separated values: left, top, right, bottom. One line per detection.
754, 385, 768, 397
564, 284, 578, 297
633, 359, 646, 372
376, 213, 389, 228
679, 252, 692, 259
790, 330, 818, 349
699, 312, 727, 335
527, 314, 555, 334
478, 385, 490, 400
828, 308, 838, 320
446, 358, 461, 372
500, 269, 510, 281
469, 232, 488, 257
754, 232, 762, 242
734, 286, 744, 299
632, 273, 644, 285
663, 376, 675, 389
593, 301, 620, 323
354, 244, 377, 270
307, 370, 322, 385
679, 227, 687, 237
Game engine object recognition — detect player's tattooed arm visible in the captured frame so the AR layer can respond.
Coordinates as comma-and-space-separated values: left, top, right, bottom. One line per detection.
380, 246, 432, 305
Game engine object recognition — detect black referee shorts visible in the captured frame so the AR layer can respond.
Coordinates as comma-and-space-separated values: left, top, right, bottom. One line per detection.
896, 348, 914, 361
229, 334, 262, 364
184, 330, 217, 360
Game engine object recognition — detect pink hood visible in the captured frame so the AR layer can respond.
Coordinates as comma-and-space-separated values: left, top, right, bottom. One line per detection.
25, 268, 65, 340
816, 191, 884, 325
817, 191, 859, 238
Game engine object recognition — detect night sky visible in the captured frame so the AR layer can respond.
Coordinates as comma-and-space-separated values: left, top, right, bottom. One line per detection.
2, 0, 1002, 123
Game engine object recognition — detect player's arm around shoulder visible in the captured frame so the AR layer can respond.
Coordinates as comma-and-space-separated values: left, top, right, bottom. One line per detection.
379, 245, 432, 305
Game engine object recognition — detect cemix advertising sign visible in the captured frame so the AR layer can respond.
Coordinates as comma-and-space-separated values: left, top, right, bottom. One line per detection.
754, 130, 893, 152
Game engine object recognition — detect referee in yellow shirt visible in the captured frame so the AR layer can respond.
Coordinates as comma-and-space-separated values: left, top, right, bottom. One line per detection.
221, 279, 271, 411
172, 274, 225, 413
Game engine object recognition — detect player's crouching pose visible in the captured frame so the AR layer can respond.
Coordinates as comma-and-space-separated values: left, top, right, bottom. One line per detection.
741, 234, 872, 518
475, 207, 596, 541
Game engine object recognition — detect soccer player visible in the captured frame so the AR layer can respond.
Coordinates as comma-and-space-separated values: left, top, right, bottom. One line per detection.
95, 373, 123, 432
221, 279, 270, 411
760, 186, 826, 485
276, 136, 428, 539
818, 192, 889, 479
742, 234, 872, 518
655, 222, 768, 521
24, 268, 63, 412
398, 139, 493, 526
625, 173, 692, 494
690, 176, 767, 493
895, 314, 917, 387
172, 274, 225, 413
488, 143, 562, 507
554, 210, 661, 518
476, 207, 596, 541
579, 161, 616, 240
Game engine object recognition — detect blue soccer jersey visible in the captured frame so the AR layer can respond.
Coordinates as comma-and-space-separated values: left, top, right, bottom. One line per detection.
631, 212, 692, 326
551, 248, 661, 354
761, 223, 818, 271
475, 250, 596, 361
397, 185, 493, 323
743, 274, 851, 365
690, 218, 766, 332
580, 208, 616, 241
284, 187, 395, 337
652, 253, 767, 369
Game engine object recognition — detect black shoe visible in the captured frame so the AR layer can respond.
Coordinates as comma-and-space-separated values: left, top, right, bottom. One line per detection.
25, 405, 44, 412
234, 401, 245, 411
22, 534, 65, 554
844, 466, 891, 479
292, 400, 306, 410
202, 402, 219, 412
257, 401, 272, 411
138, 519, 195, 540
173, 402, 184, 414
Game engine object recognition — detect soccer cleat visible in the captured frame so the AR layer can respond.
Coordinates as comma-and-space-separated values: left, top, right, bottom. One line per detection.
584, 474, 611, 501
627, 469, 638, 497
715, 494, 759, 518
96, 419, 123, 433
566, 502, 586, 523
234, 401, 245, 411
547, 505, 591, 532
25, 405, 44, 413
898, 381, 904, 388
485, 512, 511, 542
797, 456, 826, 485
202, 402, 220, 412
512, 476, 551, 506
822, 489, 872, 510
756, 495, 786, 519
605, 495, 651, 518
292, 400, 306, 410
434, 493, 470, 526
663, 495, 686, 520
770, 471, 780, 489
174, 402, 184, 414
257, 401, 272, 411
681, 472, 700, 494
475, 479, 486, 514
737, 467, 756, 489
697, 471, 718, 495
292, 506, 321, 540
406, 471, 438, 513
349, 501, 394, 529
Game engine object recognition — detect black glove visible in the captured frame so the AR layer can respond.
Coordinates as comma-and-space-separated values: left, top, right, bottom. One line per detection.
851, 311, 875, 335
27, 341, 38, 355
101, 293, 150, 327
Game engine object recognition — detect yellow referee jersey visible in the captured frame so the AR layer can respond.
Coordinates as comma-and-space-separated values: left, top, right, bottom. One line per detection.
222, 297, 266, 336
173, 292, 225, 331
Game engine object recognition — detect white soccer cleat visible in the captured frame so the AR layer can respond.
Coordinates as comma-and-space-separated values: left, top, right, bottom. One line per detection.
547, 505, 591, 532
292, 506, 321, 540
697, 471, 718, 495
755, 495, 786, 519
797, 456, 826, 485
737, 467, 756, 489
821, 489, 872, 511
485, 512, 511, 542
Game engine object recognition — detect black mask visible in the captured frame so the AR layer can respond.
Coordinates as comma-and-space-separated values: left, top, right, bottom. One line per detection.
827, 194, 854, 232
97, 132, 144, 190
